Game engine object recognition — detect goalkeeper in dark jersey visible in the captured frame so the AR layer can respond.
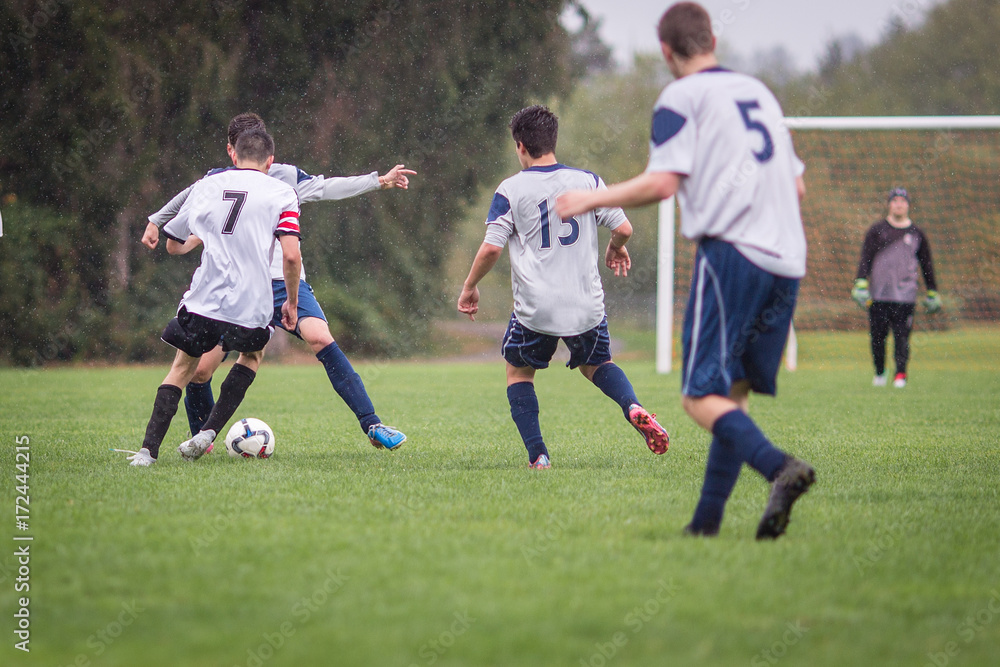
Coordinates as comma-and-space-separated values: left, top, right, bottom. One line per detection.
852, 187, 941, 388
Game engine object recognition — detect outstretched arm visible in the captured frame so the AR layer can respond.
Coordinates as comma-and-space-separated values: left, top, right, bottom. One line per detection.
556, 172, 680, 219
458, 243, 503, 321
378, 164, 417, 190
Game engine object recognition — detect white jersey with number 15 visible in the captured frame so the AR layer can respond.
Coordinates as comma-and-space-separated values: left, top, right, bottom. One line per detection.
646, 67, 806, 278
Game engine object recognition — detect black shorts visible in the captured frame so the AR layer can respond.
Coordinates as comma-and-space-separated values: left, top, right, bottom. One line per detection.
161, 307, 273, 357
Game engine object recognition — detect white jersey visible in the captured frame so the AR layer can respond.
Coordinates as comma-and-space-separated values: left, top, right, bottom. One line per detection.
646, 67, 806, 278
162, 168, 300, 329
483, 164, 628, 337
149, 164, 380, 281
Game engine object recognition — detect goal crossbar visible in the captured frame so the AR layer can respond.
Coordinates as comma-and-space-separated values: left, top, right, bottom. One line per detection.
655, 115, 1000, 374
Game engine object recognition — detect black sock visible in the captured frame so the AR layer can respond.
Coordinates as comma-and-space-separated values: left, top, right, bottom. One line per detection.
142, 384, 182, 459
201, 364, 256, 436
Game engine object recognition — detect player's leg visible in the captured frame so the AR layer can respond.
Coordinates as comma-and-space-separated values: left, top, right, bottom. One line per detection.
680, 242, 811, 538
869, 302, 890, 383
574, 319, 668, 454
178, 322, 271, 461
685, 380, 751, 535
133, 349, 203, 465
889, 302, 915, 385
130, 308, 219, 466
278, 280, 404, 449
502, 313, 557, 468
183, 345, 225, 436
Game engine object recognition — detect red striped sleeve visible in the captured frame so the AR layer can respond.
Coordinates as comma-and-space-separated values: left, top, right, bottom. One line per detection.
277, 210, 300, 235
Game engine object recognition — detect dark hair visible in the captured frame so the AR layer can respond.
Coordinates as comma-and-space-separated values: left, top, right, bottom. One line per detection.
509, 105, 558, 159
228, 112, 266, 147
234, 129, 275, 164
658, 2, 714, 59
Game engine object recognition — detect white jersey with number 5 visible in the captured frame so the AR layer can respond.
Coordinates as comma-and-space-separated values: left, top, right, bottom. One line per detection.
162, 168, 300, 329
483, 164, 628, 337
646, 67, 806, 278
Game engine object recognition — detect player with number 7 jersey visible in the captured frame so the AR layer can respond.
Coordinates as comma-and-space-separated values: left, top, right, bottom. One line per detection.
162, 167, 300, 330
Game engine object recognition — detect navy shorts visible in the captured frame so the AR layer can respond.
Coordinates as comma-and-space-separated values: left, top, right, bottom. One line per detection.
162, 306, 273, 357
501, 313, 612, 370
681, 239, 798, 398
272, 279, 327, 338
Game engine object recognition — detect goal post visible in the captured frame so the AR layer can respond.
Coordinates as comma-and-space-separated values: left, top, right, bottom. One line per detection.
656, 115, 1000, 374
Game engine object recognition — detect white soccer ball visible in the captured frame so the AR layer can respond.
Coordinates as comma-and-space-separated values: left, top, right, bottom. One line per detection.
224, 418, 275, 459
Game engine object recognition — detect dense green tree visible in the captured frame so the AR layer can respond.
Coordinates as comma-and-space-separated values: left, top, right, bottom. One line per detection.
0, 0, 576, 364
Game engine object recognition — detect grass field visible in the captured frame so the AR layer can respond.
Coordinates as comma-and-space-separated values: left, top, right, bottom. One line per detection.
2, 329, 999, 666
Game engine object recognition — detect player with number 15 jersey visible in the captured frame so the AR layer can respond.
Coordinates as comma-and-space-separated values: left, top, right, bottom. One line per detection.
162, 168, 300, 330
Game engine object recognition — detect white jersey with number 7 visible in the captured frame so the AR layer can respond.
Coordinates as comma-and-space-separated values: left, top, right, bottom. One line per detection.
162, 168, 300, 329
646, 67, 806, 279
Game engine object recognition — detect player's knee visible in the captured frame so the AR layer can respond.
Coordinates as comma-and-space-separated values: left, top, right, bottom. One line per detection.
191, 368, 214, 384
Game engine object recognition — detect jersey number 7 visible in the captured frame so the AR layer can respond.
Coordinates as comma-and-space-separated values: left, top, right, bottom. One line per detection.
222, 190, 248, 234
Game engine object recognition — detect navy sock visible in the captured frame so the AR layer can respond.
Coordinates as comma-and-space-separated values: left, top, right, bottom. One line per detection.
689, 437, 743, 533
142, 384, 182, 459
184, 379, 215, 436
712, 410, 788, 482
202, 364, 256, 436
316, 342, 380, 433
507, 382, 548, 464
590, 362, 640, 420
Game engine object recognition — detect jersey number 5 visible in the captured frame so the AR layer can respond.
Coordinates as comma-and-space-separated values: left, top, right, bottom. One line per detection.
222, 190, 248, 234
736, 100, 774, 163
538, 200, 580, 249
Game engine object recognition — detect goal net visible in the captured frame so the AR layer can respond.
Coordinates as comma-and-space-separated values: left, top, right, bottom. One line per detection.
656, 116, 1000, 372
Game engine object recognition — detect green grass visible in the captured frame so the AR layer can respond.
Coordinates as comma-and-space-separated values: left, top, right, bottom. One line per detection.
2, 329, 999, 666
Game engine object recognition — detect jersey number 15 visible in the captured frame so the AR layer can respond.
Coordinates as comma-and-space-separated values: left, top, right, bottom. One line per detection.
538, 200, 580, 249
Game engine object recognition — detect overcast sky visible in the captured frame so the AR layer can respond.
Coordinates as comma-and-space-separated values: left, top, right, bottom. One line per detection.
569, 0, 945, 71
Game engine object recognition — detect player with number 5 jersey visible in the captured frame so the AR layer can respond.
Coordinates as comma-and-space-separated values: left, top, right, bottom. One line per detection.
557, 2, 814, 540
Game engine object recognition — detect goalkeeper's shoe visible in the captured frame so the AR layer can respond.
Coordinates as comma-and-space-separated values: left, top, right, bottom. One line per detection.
528, 454, 551, 469
756, 457, 815, 540
872, 373, 888, 387
628, 404, 669, 454
177, 429, 216, 461
893, 373, 907, 388
368, 423, 406, 450
122, 448, 156, 467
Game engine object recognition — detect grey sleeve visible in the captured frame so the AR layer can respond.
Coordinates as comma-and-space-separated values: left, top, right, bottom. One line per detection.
295, 172, 380, 203
148, 185, 195, 228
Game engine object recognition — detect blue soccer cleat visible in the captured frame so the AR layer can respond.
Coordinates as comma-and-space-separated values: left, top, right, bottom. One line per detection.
368, 423, 406, 451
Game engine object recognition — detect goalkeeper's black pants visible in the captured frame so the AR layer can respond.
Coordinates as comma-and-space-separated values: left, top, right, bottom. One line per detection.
869, 301, 915, 376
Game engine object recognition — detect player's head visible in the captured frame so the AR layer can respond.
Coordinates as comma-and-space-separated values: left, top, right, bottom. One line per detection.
233, 128, 275, 171
658, 3, 715, 73
509, 105, 558, 161
228, 112, 266, 149
887, 187, 910, 216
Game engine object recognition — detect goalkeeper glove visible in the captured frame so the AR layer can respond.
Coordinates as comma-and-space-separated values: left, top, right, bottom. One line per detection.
851, 279, 871, 309
924, 290, 942, 314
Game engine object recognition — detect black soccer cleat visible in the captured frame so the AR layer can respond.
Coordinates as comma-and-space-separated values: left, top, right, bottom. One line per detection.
755, 457, 815, 541
683, 522, 719, 537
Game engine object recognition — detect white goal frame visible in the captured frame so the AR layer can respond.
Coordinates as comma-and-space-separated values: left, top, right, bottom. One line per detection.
655, 115, 1000, 374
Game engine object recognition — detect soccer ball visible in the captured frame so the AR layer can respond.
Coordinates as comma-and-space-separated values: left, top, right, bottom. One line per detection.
224, 418, 275, 459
